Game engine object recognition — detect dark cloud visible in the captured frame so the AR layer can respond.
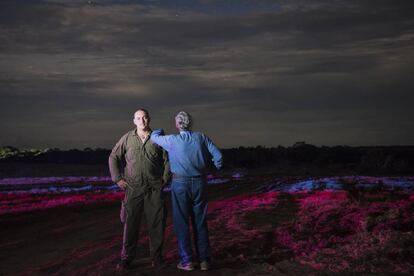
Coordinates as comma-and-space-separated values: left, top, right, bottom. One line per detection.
1, 0, 413, 148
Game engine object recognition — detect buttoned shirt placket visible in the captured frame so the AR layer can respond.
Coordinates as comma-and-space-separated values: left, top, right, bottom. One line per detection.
134, 130, 151, 191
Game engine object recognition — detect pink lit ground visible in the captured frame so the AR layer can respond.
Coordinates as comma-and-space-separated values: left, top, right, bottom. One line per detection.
0, 175, 413, 275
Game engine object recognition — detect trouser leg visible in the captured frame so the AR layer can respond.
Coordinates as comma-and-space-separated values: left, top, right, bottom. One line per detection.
171, 180, 193, 264
192, 178, 211, 262
120, 196, 126, 224
121, 192, 144, 261
190, 208, 199, 260
144, 188, 167, 263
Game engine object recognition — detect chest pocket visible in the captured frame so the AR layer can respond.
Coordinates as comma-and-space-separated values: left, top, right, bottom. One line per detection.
126, 145, 141, 161
149, 143, 164, 158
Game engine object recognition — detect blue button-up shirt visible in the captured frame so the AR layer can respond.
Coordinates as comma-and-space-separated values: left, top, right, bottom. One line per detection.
151, 129, 223, 177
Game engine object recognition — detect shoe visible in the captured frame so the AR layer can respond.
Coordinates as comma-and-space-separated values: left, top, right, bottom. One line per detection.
200, 261, 210, 271
177, 262, 194, 271
116, 259, 131, 273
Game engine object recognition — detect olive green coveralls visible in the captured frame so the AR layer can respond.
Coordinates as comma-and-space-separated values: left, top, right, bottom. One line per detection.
108, 129, 170, 263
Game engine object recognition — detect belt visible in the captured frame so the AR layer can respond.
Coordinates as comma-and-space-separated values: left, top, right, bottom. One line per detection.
172, 174, 204, 179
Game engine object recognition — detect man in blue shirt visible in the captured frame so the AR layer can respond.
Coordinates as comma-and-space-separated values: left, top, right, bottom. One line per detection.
151, 111, 222, 271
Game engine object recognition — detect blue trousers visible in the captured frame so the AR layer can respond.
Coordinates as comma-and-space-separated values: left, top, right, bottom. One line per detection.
171, 176, 211, 264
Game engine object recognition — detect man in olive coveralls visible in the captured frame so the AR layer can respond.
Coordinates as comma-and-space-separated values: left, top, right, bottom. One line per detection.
109, 109, 170, 272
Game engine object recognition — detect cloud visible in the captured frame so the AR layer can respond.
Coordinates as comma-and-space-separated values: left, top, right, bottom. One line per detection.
1, 0, 413, 148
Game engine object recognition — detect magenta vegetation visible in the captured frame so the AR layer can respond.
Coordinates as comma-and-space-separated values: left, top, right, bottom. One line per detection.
1, 175, 413, 274
0, 192, 124, 215
276, 191, 414, 273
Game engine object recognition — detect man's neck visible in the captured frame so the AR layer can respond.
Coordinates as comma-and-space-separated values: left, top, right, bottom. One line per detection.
137, 128, 150, 134
136, 128, 150, 142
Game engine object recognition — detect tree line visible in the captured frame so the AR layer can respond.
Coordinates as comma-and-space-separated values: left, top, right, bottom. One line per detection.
1, 143, 414, 175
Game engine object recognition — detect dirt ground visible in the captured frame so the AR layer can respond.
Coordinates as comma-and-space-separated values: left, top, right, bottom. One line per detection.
0, 179, 301, 275
1, 176, 413, 275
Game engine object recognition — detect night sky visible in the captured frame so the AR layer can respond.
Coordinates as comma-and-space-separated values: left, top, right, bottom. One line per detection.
1, 0, 413, 149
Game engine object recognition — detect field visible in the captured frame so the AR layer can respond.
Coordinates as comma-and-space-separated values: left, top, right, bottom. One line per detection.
1, 173, 413, 275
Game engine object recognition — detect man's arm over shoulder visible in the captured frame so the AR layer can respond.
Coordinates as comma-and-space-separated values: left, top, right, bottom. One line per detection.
108, 133, 128, 183
204, 134, 223, 170
150, 129, 173, 151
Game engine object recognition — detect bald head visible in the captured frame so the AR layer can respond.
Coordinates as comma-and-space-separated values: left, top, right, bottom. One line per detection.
134, 108, 149, 118
133, 108, 150, 131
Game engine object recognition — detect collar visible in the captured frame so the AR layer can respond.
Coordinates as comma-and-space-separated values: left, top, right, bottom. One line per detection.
133, 128, 152, 136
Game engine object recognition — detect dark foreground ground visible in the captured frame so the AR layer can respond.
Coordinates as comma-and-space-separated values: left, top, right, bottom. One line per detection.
1, 175, 413, 275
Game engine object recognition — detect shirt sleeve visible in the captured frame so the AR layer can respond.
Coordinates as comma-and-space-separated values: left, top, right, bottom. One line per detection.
108, 134, 127, 183
150, 129, 173, 151
204, 135, 223, 170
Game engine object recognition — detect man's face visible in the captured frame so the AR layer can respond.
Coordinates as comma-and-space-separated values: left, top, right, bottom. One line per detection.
133, 110, 150, 131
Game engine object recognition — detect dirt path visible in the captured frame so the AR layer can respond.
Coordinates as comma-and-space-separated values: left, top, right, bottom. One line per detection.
0, 202, 121, 275
0, 182, 319, 276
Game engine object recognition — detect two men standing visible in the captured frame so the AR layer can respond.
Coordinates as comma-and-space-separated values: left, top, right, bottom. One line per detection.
109, 109, 222, 273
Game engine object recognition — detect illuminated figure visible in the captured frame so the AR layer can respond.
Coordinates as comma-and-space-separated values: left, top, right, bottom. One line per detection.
108, 109, 170, 272
151, 111, 222, 271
